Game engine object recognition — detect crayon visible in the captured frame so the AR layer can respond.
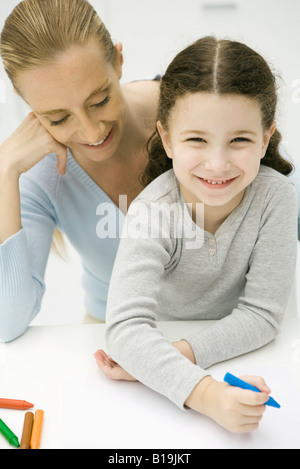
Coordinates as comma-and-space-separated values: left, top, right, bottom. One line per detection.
0, 398, 34, 410
224, 373, 281, 408
0, 418, 20, 448
20, 412, 34, 449
30, 409, 44, 449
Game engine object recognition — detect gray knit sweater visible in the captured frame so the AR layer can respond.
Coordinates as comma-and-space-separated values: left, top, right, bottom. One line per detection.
105, 165, 298, 410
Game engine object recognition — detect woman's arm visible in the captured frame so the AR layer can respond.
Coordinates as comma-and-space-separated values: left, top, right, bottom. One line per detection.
0, 114, 67, 341
0, 167, 58, 342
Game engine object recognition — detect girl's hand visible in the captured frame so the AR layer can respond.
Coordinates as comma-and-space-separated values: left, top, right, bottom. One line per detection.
0, 112, 68, 178
186, 375, 270, 433
94, 349, 137, 381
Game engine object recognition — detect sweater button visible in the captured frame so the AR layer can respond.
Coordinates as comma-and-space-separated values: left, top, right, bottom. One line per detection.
208, 248, 216, 256
208, 238, 215, 246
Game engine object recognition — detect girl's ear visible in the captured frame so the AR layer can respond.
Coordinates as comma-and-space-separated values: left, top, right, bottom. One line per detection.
156, 121, 173, 159
261, 122, 276, 159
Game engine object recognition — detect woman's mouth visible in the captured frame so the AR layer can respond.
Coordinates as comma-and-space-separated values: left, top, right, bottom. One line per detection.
197, 176, 238, 189
79, 126, 114, 150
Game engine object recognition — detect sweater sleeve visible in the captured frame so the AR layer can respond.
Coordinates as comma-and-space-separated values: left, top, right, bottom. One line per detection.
105, 202, 209, 410
184, 181, 299, 369
0, 169, 57, 342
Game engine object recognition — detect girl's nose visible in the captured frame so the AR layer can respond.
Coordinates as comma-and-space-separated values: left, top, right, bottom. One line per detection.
204, 148, 231, 172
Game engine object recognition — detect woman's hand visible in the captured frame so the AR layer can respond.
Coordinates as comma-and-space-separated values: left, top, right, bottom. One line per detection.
0, 112, 68, 178
94, 349, 137, 381
186, 375, 271, 433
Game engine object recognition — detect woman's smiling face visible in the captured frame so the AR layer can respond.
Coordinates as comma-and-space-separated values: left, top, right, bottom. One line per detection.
158, 92, 275, 214
15, 40, 126, 164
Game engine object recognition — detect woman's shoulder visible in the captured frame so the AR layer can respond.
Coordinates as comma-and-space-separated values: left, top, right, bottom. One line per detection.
122, 78, 160, 130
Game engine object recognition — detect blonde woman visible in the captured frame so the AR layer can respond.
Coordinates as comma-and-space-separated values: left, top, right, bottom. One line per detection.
0, 0, 159, 341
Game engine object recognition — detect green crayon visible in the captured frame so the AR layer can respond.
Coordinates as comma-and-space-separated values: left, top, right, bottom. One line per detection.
0, 418, 20, 448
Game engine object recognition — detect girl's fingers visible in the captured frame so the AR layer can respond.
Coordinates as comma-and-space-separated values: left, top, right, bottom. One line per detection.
240, 403, 267, 417
239, 375, 271, 393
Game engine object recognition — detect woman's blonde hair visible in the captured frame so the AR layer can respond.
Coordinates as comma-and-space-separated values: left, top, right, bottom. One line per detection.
1, 0, 116, 87
1, 0, 116, 257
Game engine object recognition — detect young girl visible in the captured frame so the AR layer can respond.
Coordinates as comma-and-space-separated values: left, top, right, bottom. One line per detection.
95, 37, 298, 433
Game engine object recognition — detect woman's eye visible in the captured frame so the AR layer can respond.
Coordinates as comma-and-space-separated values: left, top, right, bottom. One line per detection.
93, 95, 110, 108
50, 115, 69, 127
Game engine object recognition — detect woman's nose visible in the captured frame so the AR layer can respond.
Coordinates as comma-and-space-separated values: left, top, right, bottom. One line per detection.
77, 113, 106, 143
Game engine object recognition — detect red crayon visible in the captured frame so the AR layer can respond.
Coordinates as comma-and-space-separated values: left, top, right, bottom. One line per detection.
0, 398, 34, 410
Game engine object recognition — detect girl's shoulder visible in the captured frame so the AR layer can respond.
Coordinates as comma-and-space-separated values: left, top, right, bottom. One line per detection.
255, 165, 296, 196
257, 164, 293, 183
134, 169, 178, 205
251, 165, 297, 214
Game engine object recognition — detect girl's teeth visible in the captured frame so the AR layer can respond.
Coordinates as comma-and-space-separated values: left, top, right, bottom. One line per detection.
203, 178, 228, 184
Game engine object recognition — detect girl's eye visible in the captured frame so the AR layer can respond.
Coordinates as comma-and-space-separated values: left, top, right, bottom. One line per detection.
232, 137, 250, 143
93, 95, 110, 108
50, 115, 69, 127
187, 138, 206, 143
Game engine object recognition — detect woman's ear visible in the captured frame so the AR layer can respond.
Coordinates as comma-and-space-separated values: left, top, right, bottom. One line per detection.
157, 121, 173, 159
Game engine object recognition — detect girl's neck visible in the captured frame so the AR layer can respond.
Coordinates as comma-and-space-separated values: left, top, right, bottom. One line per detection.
194, 190, 246, 235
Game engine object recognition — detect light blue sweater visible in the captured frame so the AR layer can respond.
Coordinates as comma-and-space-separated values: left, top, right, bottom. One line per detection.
0, 149, 299, 342
0, 151, 125, 341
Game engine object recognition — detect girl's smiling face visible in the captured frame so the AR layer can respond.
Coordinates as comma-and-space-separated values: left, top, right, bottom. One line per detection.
158, 92, 275, 217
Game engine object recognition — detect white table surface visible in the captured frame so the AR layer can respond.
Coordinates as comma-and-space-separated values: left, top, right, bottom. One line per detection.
0, 279, 300, 450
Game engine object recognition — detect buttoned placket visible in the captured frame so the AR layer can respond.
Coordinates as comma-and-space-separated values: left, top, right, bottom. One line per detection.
207, 236, 217, 264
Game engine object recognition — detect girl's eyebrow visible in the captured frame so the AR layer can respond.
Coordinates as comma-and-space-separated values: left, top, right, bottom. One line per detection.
38, 79, 111, 117
180, 129, 258, 136
180, 130, 210, 136
235, 130, 257, 135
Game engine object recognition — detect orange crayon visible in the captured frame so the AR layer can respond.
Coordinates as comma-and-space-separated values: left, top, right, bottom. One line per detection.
30, 409, 44, 449
0, 398, 34, 410
20, 412, 34, 449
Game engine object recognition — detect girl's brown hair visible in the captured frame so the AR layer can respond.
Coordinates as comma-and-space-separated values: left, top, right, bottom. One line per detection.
142, 36, 293, 187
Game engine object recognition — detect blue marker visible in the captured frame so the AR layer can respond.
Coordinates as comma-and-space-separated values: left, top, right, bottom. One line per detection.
224, 373, 281, 408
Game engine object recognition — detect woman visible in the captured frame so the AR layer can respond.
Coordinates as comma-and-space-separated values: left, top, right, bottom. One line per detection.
0, 0, 159, 341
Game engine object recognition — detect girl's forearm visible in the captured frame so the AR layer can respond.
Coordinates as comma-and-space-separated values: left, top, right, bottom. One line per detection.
172, 339, 196, 364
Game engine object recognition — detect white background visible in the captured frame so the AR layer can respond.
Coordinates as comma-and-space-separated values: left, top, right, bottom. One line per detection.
0, 0, 299, 325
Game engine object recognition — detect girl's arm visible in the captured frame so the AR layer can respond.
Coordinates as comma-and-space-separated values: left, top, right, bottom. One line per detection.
105, 202, 209, 410
103, 202, 272, 432
182, 182, 298, 369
